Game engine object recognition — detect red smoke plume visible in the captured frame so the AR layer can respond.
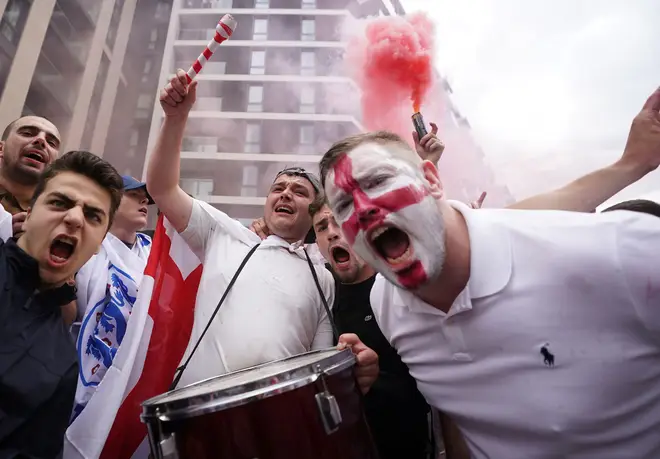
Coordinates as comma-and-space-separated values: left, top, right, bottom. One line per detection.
344, 12, 436, 136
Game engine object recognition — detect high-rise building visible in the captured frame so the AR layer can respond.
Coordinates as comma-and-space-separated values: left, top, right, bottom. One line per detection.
144, 0, 512, 227
0, 0, 140, 153
102, 0, 173, 177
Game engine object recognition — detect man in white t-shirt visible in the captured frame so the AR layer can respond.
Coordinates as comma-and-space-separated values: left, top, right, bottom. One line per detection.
317, 88, 660, 458
144, 70, 378, 392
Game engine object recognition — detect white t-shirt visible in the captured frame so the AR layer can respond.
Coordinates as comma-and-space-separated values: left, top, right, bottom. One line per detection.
371, 202, 660, 459
0, 206, 12, 242
177, 199, 335, 387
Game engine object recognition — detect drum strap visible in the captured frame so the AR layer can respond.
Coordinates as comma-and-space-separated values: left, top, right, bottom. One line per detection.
303, 248, 339, 341
169, 243, 261, 390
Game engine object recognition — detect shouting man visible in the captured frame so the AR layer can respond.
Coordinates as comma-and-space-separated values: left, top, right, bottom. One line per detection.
0, 151, 123, 458
145, 70, 378, 392
0, 116, 61, 238
318, 88, 660, 458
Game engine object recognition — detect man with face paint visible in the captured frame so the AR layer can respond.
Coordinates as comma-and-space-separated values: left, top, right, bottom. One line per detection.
319, 88, 660, 458
144, 71, 378, 393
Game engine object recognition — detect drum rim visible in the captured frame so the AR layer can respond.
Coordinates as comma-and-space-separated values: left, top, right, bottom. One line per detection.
141, 348, 355, 423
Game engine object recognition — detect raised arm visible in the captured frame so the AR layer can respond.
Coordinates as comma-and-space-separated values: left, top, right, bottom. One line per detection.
509, 86, 660, 212
146, 70, 198, 233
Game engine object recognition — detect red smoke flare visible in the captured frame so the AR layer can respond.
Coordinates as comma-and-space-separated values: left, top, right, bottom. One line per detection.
345, 12, 436, 134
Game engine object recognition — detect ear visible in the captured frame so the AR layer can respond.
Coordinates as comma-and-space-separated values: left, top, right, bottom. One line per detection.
420, 160, 444, 200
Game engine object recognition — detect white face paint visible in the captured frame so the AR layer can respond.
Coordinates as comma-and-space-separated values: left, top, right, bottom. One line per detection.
324, 142, 446, 290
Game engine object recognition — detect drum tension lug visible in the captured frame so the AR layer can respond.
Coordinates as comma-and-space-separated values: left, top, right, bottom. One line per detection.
159, 433, 180, 459
314, 364, 342, 435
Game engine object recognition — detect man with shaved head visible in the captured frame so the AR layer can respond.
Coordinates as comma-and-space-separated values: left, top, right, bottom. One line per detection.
0, 116, 61, 237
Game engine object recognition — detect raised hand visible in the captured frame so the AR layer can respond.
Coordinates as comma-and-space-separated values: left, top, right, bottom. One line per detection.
620, 86, 660, 176
159, 69, 198, 118
413, 121, 445, 164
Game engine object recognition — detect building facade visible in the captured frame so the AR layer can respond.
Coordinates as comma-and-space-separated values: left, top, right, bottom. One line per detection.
144, 0, 512, 226
0, 0, 172, 173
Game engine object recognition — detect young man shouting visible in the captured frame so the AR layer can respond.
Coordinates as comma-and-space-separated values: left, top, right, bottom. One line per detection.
0, 151, 123, 458
318, 88, 660, 458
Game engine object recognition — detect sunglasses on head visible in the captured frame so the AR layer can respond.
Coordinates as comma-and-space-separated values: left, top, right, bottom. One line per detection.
275, 167, 322, 193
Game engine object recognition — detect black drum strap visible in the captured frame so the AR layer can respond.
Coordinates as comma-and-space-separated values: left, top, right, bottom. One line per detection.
169, 243, 261, 391
303, 248, 339, 341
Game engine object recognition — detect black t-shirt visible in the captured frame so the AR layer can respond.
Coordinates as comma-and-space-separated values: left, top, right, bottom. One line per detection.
333, 274, 431, 459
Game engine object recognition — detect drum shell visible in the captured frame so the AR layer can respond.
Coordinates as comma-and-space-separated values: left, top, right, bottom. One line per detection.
144, 361, 379, 459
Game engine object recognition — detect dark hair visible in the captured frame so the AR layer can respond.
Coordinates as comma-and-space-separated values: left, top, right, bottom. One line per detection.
1, 115, 55, 141
602, 199, 660, 218
31, 150, 124, 227
319, 130, 413, 189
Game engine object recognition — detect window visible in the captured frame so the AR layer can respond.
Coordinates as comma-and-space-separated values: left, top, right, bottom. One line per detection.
245, 123, 261, 153
205, 61, 226, 74
250, 50, 265, 75
301, 0, 316, 8
148, 29, 158, 50
298, 125, 315, 154
142, 59, 153, 82
247, 85, 263, 112
180, 178, 213, 198
196, 96, 223, 111
300, 51, 315, 76
253, 18, 268, 40
129, 129, 140, 147
301, 19, 315, 41
241, 165, 259, 197
300, 87, 315, 114
155, 1, 170, 18
255, 0, 269, 7
183, 136, 218, 153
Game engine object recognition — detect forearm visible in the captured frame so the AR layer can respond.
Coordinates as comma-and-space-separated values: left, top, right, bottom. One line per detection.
508, 160, 647, 212
146, 115, 187, 199
146, 115, 193, 232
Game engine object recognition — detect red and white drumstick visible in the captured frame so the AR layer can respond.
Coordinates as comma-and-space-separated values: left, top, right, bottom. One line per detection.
185, 14, 237, 83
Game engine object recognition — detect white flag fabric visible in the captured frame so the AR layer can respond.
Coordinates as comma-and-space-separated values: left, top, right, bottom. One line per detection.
64, 216, 203, 459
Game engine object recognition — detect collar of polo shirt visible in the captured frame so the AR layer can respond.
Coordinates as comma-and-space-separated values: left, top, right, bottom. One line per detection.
392, 200, 513, 316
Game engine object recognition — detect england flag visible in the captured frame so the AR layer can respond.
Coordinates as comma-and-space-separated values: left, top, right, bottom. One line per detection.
64, 216, 203, 459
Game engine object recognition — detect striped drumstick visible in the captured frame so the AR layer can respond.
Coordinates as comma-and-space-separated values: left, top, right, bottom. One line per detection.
186, 14, 237, 83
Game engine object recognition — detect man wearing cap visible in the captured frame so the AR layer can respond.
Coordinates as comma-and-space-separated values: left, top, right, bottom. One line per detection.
69, 176, 154, 420
142, 71, 378, 393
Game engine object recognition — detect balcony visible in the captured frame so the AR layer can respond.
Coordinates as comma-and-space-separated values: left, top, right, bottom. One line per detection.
32, 54, 77, 112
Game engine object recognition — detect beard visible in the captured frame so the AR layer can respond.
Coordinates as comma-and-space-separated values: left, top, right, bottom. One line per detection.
350, 195, 446, 290
3, 154, 41, 186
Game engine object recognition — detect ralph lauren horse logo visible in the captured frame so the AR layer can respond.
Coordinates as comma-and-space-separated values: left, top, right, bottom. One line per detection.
540, 343, 554, 367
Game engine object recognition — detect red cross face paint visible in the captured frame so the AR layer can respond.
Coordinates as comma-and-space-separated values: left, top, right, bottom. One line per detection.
324, 142, 446, 290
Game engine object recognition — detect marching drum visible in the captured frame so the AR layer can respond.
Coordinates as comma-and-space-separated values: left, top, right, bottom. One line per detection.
141, 348, 379, 459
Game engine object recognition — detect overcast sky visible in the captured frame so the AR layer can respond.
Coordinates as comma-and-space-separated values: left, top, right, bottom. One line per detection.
401, 0, 660, 206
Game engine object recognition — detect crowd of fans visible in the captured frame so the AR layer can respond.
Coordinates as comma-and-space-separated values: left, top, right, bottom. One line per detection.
0, 72, 659, 459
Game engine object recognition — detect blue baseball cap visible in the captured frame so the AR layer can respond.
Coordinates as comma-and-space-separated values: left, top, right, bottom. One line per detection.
122, 175, 154, 204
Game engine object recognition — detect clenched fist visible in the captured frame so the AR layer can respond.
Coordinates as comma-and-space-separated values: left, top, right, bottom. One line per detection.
160, 69, 198, 118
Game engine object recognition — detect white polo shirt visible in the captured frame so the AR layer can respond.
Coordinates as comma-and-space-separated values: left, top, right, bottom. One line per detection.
177, 199, 335, 387
371, 202, 660, 459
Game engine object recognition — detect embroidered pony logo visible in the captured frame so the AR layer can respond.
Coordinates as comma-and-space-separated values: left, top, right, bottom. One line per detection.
540, 343, 555, 367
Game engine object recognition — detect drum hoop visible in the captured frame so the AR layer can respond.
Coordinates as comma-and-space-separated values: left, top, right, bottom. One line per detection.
141, 348, 355, 423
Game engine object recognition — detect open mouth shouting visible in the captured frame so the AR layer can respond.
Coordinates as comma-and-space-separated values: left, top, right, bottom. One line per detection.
138, 206, 148, 216
330, 245, 352, 269
48, 234, 77, 267
22, 149, 47, 168
274, 203, 295, 216
370, 225, 414, 267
